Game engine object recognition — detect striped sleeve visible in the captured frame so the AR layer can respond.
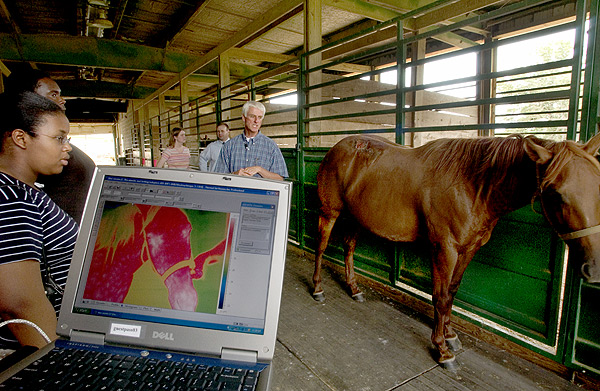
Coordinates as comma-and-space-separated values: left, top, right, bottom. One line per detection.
0, 187, 44, 265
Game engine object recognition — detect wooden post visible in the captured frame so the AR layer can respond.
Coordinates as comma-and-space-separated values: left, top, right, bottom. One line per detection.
304, 0, 322, 147
219, 53, 231, 125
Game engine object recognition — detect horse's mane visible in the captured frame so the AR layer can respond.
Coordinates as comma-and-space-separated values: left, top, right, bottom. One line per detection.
418, 135, 600, 202
417, 135, 555, 203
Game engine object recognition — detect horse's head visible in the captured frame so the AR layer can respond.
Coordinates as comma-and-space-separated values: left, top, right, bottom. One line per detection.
524, 132, 600, 283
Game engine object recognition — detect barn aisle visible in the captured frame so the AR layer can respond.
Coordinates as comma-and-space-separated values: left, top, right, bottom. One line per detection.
270, 245, 586, 391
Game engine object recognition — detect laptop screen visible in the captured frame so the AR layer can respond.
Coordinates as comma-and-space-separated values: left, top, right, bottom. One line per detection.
71, 174, 281, 335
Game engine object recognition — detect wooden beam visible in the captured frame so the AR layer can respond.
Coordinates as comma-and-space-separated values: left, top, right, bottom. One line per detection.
228, 47, 370, 74
227, 48, 296, 64
439, 14, 490, 36
323, 25, 398, 61
167, 0, 213, 50
0, 59, 10, 76
324, 0, 401, 22
0, 33, 199, 73
413, 0, 505, 31
426, 29, 481, 48
140, 0, 304, 107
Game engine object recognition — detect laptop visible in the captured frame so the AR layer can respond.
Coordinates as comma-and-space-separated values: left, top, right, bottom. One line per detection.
0, 166, 292, 390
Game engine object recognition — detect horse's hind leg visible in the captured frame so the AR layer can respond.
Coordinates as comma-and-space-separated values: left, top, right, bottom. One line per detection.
343, 228, 364, 302
313, 212, 339, 301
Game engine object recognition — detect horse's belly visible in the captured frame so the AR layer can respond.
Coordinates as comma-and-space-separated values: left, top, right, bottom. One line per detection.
348, 201, 420, 242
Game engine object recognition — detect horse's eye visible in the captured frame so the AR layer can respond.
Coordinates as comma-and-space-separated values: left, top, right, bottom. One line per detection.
543, 189, 563, 205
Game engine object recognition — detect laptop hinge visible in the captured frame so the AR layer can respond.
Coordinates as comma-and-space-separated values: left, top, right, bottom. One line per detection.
221, 348, 258, 363
70, 330, 106, 345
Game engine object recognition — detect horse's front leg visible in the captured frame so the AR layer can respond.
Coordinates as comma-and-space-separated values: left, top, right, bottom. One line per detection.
313, 213, 338, 301
343, 228, 363, 302
442, 249, 478, 353
164, 270, 198, 311
431, 246, 459, 369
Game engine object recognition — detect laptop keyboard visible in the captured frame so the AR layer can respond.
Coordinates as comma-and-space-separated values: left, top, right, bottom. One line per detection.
1, 344, 261, 390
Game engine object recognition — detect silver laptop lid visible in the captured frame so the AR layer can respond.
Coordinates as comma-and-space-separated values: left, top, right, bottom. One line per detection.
58, 166, 292, 362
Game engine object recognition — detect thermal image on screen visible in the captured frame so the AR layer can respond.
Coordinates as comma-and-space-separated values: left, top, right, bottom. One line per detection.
82, 201, 233, 314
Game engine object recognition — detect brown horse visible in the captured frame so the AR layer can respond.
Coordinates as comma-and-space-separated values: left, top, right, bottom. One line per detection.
313, 132, 600, 368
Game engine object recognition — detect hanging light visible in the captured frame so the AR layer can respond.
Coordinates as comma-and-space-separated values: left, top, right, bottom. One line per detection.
89, 8, 113, 29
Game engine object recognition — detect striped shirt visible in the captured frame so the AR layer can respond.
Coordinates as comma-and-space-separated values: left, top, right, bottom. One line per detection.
214, 132, 288, 178
0, 172, 78, 315
161, 147, 190, 169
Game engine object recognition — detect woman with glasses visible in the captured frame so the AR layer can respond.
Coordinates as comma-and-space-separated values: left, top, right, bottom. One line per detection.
0, 91, 78, 349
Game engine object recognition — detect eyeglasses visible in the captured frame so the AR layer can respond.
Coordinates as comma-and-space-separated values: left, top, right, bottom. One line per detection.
39, 134, 71, 145
245, 114, 263, 121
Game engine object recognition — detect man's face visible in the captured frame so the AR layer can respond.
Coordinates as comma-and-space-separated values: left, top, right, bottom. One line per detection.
216, 125, 229, 141
35, 78, 66, 110
242, 106, 264, 136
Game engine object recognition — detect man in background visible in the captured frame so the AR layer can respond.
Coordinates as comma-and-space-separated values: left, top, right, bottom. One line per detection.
214, 101, 288, 180
199, 122, 230, 172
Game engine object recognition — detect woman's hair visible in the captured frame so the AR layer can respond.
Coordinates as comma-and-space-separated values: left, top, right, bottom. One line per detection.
0, 91, 64, 152
168, 127, 183, 147
242, 101, 266, 117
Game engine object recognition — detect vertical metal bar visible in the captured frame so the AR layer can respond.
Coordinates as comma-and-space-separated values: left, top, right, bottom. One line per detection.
195, 100, 200, 136
580, 0, 600, 141
297, 55, 307, 249
251, 77, 256, 101
478, 37, 493, 137
395, 19, 405, 145
216, 87, 222, 124
392, 19, 404, 284
566, 0, 588, 141
149, 121, 154, 166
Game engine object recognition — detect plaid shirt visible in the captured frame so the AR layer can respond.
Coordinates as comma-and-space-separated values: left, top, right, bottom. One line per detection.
214, 132, 288, 178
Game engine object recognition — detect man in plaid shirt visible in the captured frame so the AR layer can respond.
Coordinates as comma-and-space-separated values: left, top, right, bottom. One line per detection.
214, 101, 288, 180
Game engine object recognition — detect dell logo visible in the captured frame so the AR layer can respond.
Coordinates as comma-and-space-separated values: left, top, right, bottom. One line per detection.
152, 331, 174, 341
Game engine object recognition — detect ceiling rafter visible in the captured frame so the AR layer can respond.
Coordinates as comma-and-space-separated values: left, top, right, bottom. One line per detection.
139, 0, 304, 107
324, 0, 483, 51
130, 0, 214, 95
323, 0, 402, 22
412, 0, 507, 30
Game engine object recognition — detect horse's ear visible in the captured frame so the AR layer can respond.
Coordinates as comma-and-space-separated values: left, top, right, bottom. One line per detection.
524, 137, 553, 164
582, 128, 600, 156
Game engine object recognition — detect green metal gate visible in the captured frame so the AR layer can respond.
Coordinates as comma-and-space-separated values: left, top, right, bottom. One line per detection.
124, 0, 600, 377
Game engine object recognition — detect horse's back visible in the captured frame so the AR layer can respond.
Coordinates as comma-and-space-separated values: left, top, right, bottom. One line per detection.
317, 135, 422, 240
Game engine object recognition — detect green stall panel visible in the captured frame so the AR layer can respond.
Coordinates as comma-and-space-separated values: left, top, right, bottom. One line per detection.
283, 149, 299, 242
455, 208, 565, 345
565, 280, 600, 377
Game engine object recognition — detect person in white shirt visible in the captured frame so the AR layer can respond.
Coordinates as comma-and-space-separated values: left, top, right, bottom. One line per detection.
199, 123, 230, 172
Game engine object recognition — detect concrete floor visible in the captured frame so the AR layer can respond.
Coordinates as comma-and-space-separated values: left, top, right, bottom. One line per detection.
270, 245, 592, 391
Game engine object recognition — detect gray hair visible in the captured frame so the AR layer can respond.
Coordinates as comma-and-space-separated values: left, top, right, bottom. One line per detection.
242, 101, 266, 117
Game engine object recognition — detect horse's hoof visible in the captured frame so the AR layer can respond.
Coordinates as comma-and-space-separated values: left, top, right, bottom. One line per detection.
446, 336, 462, 352
313, 292, 325, 302
439, 356, 460, 371
352, 292, 365, 302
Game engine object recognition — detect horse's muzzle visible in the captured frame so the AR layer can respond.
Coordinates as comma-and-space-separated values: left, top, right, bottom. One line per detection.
581, 262, 600, 283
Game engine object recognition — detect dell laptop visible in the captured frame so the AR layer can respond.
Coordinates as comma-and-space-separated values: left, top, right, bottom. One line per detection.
0, 166, 292, 390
